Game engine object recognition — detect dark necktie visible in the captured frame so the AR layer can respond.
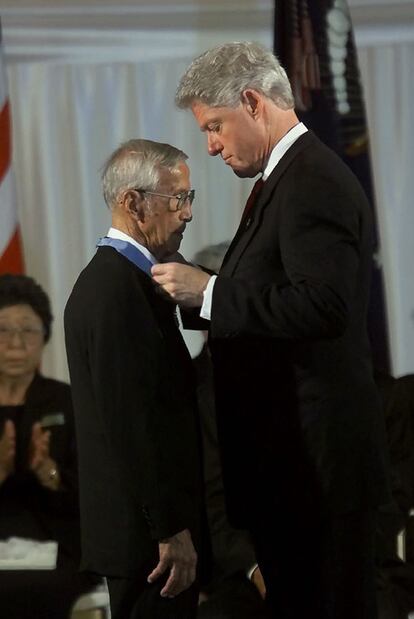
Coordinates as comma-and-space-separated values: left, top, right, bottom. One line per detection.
242, 177, 264, 220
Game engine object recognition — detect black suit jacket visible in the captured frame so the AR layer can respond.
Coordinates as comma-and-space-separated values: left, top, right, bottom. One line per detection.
64, 246, 203, 577
209, 131, 390, 524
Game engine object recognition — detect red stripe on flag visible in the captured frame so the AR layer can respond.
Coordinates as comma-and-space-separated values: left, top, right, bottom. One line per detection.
0, 100, 11, 182
0, 227, 25, 274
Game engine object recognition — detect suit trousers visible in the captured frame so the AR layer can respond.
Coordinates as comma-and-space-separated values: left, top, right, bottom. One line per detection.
250, 507, 378, 619
197, 573, 271, 619
107, 569, 199, 619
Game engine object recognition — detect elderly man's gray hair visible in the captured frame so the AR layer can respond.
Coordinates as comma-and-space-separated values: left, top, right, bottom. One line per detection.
175, 41, 294, 111
102, 139, 188, 209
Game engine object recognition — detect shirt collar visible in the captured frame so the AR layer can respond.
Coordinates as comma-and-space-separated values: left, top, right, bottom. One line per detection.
107, 227, 158, 265
263, 122, 308, 181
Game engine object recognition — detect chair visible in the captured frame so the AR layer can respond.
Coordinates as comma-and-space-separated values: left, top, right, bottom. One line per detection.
71, 581, 111, 619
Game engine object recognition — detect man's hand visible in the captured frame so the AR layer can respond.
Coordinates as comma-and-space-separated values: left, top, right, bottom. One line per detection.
29, 422, 50, 470
29, 422, 60, 490
251, 565, 266, 599
147, 528, 197, 598
0, 420, 16, 484
151, 263, 211, 307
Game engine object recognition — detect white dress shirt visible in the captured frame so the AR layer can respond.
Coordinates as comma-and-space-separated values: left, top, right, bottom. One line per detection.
107, 227, 158, 265
200, 123, 308, 320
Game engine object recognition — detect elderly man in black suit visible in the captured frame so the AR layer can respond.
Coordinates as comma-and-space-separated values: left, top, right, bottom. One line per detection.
64, 139, 204, 619
152, 42, 390, 619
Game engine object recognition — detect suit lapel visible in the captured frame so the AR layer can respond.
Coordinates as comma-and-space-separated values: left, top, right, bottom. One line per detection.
221, 131, 314, 276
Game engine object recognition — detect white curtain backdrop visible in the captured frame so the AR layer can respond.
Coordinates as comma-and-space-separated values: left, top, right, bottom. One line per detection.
356, 30, 414, 376
6, 26, 272, 379
2, 6, 414, 379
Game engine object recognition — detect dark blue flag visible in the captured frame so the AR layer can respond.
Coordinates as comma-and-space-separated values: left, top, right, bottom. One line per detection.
274, 0, 389, 372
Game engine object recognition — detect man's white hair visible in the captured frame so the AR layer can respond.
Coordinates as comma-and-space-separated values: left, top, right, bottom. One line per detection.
102, 139, 188, 209
176, 41, 294, 110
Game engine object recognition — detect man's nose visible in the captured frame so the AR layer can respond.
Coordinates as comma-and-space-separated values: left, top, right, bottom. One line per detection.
180, 200, 192, 222
207, 133, 221, 156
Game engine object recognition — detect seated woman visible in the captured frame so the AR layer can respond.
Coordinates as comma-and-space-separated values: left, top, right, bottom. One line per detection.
0, 274, 96, 619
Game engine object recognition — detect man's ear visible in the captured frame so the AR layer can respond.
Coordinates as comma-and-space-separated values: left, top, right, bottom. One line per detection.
124, 189, 146, 221
242, 89, 261, 118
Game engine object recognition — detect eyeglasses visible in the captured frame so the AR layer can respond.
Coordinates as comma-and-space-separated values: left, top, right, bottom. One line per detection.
0, 325, 45, 345
137, 189, 195, 212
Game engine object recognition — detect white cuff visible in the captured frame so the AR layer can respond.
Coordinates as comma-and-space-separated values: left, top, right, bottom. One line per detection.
247, 563, 259, 581
200, 275, 216, 320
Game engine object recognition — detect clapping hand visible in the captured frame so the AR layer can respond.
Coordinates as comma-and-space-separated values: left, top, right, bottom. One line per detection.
0, 420, 16, 484
29, 422, 60, 490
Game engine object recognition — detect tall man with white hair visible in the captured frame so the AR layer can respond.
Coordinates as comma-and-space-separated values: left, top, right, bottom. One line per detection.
64, 139, 203, 619
152, 42, 390, 618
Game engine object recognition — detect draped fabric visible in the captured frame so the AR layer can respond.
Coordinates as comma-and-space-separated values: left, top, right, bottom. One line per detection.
1, 8, 414, 379
0, 21, 24, 274
274, 0, 389, 373
6, 56, 260, 378
357, 39, 414, 377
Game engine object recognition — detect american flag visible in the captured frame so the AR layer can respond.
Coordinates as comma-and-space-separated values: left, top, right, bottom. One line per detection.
0, 20, 24, 274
